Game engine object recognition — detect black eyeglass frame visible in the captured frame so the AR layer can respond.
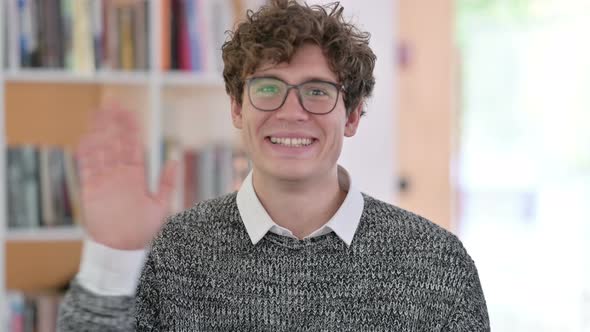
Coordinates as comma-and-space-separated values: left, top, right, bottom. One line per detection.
245, 76, 346, 115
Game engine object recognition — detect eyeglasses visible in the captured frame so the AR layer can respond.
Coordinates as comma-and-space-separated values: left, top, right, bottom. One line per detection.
245, 76, 345, 115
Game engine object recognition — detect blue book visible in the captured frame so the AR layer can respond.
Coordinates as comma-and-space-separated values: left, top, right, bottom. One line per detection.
185, 0, 202, 71
18, 0, 30, 67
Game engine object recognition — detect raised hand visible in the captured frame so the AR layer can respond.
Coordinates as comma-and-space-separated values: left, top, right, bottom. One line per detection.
75, 106, 178, 250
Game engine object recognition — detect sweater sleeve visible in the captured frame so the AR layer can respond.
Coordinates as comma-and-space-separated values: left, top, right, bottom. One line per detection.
57, 245, 163, 332
56, 238, 145, 332
56, 280, 136, 331
442, 254, 490, 331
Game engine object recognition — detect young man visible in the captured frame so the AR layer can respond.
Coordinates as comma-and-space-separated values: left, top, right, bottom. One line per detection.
58, 1, 489, 331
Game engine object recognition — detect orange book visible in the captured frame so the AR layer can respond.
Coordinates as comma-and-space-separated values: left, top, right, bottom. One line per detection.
119, 6, 135, 70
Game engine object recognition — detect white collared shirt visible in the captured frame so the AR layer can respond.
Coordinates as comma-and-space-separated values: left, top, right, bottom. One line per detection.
237, 165, 364, 246
77, 165, 364, 295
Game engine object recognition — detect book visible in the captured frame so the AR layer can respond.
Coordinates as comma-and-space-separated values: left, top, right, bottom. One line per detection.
72, 0, 94, 73
91, 0, 104, 70
6, 145, 82, 230
118, 5, 135, 70
164, 0, 238, 72
7, 291, 63, 332
161, 0, 171, 70
60, 0, 74, 69
6, 0, 151, 72
133, 1, 148, 70
205, 0, 235, 73
19, 145, 42, 228
5, 0, 20, 69
161, 140, 250, 211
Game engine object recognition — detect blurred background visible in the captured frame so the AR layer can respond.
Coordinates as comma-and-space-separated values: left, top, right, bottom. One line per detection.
0, 0, 589, 331
456, 0, 590, 330
399, 0, 590, 330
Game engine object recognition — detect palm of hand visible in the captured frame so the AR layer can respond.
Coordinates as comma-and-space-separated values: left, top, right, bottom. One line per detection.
76, 108, 177, 250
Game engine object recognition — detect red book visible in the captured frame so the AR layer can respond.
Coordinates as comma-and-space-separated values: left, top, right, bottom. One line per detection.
178, 0, 191, 70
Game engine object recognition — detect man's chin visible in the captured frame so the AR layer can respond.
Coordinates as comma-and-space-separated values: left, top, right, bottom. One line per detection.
260, 162, 316, 182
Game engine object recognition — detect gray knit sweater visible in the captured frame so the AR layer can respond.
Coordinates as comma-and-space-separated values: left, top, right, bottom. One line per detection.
57, 193, 489, 331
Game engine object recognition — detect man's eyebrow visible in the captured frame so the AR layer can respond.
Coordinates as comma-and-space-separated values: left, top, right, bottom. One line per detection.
300, 76, 339, 83
251, 74, 339, 84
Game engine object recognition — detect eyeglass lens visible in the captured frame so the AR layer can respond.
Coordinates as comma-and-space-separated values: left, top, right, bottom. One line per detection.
248, 77, 339, 114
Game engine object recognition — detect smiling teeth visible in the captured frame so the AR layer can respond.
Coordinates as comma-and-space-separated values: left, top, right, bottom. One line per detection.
270, 137, 313, 147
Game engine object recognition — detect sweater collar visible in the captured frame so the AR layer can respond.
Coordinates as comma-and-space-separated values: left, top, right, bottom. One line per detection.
236, 165, 364, 247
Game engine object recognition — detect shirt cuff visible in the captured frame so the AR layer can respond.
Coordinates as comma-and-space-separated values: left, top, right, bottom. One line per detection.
76, 238, 147, 296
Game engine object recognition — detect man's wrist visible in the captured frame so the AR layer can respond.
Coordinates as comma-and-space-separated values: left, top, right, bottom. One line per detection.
77, 237, 147, 296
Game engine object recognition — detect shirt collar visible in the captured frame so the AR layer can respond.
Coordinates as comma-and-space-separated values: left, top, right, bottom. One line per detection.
236, 165, 364, 246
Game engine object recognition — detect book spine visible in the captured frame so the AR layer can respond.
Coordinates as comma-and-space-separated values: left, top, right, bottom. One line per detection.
72, 0, 95, 73
39, 147, 55, 227
6, 147, 20, 228
177, 0, 191, 70
18, 0, 32, 67
21, 145, 41, 228
161, 0, 171, 70
91, 0, 103, 70
60, 0, 73, 69
6, 0, 21, 70
133, 1, 147, 70
106, 0, 119, 70
118, 6, 134, 70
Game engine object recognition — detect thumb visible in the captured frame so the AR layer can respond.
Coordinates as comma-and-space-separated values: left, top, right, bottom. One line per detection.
155, 159, 180, 210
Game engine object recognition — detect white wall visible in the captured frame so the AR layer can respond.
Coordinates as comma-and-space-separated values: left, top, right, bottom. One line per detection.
309, 0, 398, 202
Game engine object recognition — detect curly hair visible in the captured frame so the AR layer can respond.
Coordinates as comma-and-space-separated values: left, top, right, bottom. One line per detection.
222, 0, 376, 116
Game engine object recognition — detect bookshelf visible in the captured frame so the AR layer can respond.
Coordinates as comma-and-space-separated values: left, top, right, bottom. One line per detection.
4, 69, 151, 85
0, 0, 266, 330
1, 0, 397, 330
5, 226, 83, 242
0, 0, 6, 327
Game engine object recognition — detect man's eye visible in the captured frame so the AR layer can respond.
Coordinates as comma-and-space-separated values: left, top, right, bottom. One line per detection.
309, 89, 327, 96
256, 85, 279, 94
304, 87, 330, 97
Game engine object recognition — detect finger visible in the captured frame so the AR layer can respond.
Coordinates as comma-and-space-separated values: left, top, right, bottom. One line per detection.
155, 160, 180, 212
118, 131, 145, 166
76, 146, 105, 185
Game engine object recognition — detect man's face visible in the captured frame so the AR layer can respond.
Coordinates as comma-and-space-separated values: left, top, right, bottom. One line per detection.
231, 43, 361, 183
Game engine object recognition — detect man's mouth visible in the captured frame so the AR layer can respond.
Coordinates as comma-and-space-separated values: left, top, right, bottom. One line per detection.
267, 136, 316, 147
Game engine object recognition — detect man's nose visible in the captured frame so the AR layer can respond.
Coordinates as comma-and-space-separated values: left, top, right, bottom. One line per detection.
275, 88, 309, 121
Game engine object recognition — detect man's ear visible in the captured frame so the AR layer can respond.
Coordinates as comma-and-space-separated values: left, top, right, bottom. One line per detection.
231, 97, 243, 129
344, 103, 362, 137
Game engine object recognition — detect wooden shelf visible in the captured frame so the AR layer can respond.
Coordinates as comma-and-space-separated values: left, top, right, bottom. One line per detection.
6, 226, 84, 242
162, 71, 225, 87
4, 69, 150, 85
2, 69, 226, 87
6, 240, 82, 292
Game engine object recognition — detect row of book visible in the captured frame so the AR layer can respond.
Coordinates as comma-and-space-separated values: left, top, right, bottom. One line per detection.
6, 142, 250, 229
3, 0, 150, 72
6, 291, 63, 332
162, 0, 242, 72
6, 145, 82, 229
3, 0, 248, 73
162, 140, 251, 214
